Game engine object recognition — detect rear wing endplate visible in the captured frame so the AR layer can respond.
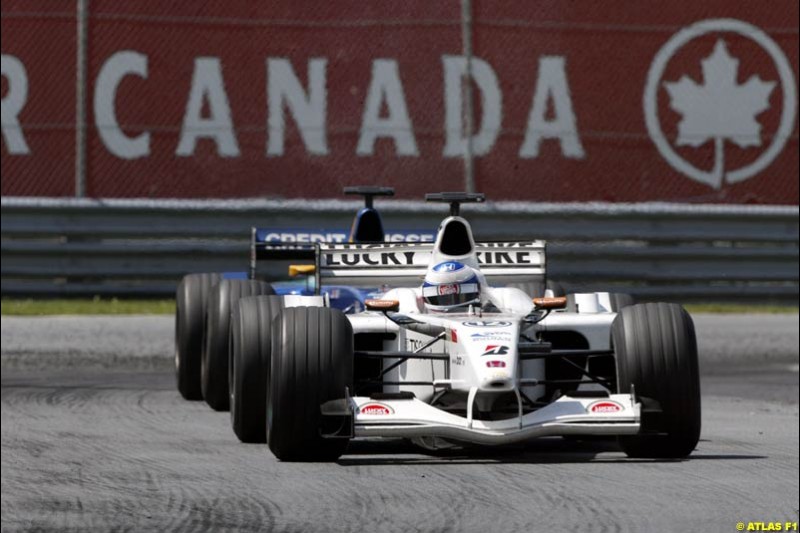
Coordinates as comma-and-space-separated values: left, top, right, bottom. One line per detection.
249, 228, 316, 278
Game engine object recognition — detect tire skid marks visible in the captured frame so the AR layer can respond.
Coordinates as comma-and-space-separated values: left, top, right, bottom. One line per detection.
2, 370, 798, 531
489, 462, 629, 531
342, 466, 467, 533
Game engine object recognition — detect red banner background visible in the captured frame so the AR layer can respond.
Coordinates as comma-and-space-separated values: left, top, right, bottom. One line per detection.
2, 1, 798, 203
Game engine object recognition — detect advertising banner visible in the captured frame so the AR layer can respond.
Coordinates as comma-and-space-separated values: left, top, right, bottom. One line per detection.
2, 1, 797, 203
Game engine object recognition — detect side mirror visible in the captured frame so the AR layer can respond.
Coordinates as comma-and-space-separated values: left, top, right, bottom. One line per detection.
365, 299, 400, 312
532, 296, 567, 310
288, 264, 316, 277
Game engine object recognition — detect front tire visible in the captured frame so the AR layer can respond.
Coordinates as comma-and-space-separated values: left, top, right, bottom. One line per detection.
613, 303, 701, 458
175, 273, 221, 400
268, 307, 353, 461
230, 295, 284, 443
566, 292, 635, 312
202, 279, 274, 411
608, 293, 635, 312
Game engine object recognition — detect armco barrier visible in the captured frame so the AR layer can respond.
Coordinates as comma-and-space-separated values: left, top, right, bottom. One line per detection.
1, 197, 798, 302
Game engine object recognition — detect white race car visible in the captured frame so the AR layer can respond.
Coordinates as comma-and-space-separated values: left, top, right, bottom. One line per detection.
228, 193, 701, 462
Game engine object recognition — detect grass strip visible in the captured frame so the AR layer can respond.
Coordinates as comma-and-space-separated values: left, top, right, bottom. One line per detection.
1, 298, 176, 316
3, 298, 797, 316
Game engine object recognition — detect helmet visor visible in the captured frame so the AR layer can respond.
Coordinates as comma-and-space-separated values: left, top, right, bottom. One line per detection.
423, 282, 480, 308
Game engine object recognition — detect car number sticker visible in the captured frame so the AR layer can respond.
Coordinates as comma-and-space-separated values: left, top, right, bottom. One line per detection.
462, 321, 512, 328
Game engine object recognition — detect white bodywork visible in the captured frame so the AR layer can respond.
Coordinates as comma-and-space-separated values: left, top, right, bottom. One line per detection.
341, 291, 639, 445
313, 216, 640, 445
353, 394, 640, 445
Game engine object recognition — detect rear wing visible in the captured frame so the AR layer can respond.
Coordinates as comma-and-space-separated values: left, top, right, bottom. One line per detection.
249, 227, 437, 279
316, 241, 546, 288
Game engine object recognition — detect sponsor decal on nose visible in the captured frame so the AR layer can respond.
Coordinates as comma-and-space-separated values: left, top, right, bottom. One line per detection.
359, 403, 394, 415
486, 360, 506, 368
470, 332, 513, 342
588, 400, 623, 413
482, 345, 509, 356
462, 321, 512, 327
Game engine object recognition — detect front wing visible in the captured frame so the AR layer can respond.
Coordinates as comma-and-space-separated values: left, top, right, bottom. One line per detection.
349, 394, 640, 445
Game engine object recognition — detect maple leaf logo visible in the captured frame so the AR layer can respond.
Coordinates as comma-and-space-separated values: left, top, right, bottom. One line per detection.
663, 39, 776, 188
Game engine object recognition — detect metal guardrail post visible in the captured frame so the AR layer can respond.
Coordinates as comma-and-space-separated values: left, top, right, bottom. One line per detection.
74, 0, 89, 198
461, 0, 475, 194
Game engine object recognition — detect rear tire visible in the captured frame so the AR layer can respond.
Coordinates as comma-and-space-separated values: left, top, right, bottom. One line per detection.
202, 279, 274, 411
230, 295, 284, 443
613, 303, 701, 458
175, 273, 221, 400
268, 307, 353, 461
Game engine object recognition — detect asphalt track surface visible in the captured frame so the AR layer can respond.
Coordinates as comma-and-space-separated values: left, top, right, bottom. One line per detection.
2, 314, 798, 532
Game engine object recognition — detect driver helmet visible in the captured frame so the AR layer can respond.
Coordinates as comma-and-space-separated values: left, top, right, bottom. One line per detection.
422, 261, 481, 312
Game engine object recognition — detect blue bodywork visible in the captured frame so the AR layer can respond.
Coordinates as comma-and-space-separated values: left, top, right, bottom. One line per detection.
221, 272, 248, 280
270, 280, 383, 314
220, 271, 374, 313
228, 197, 431, 314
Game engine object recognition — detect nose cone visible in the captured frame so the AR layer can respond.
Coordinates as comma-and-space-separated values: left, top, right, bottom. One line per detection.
481, 374, 515, 391
458, 320, 519, 391
480, 350, 515, 391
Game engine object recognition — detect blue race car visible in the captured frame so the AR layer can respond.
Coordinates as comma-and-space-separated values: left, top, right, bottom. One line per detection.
175, 187, 413, 409
251, 187, 399, 313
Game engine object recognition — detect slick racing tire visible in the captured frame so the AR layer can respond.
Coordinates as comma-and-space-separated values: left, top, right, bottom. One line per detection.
613, 303, 701, 458
175, 272, 222, 400
230, 295, 284, 443
268, 307, 353, 462
202, 279, 275, 411
607, 293, 635, 312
